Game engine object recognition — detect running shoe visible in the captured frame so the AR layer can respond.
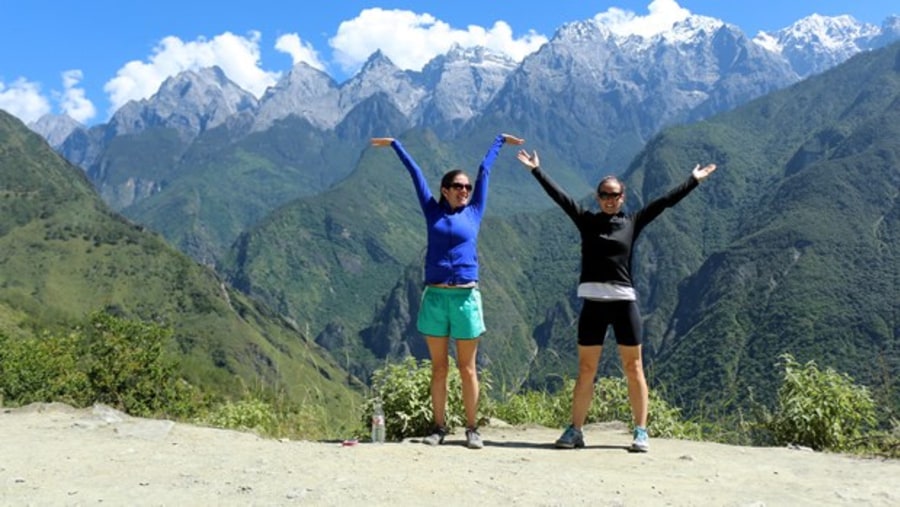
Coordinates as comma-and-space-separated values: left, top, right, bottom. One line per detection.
465, 427, 484, 449
630, 426, 650, 452
554, 424, 585, 449
422, 425, 447, 446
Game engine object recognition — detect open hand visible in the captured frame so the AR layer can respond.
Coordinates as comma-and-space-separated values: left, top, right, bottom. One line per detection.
516, 149, 540, 170
502, 133, 525, 145
370, 137, 394, 147
692, 163, 717, 181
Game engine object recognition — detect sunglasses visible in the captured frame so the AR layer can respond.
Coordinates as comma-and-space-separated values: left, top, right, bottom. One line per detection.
448, 182, 473, 191
598, 191, 622, 199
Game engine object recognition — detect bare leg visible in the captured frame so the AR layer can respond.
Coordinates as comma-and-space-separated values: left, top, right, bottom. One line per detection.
571, 345, 603, 427
618, 344, 648, 427
425, 336, 450, 427
455, 338, 480, 428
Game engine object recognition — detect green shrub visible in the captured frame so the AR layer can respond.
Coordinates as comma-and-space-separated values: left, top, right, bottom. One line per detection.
196, 386, 335, 441
493, 376, 701, 438
0, 312, 198, 419
766, 353, 876, 451
202, 399, 278, 434
361, 356, 493, 441
81, 312, 197, 417
491, 387, 569, 427
0, 331, 90, 406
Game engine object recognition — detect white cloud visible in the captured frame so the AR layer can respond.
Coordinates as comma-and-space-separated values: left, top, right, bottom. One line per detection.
328, 8, 547, 76
274, 34, 327, 72
58, 70, 96, 123
594, 0, 691, 37
0, 78, 51, 124
103, 31, 280, 115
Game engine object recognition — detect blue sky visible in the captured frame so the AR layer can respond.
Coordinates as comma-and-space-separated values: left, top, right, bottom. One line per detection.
2, 0, 897, 126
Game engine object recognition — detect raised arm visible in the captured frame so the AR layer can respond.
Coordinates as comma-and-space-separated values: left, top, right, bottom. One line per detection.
370, 137, 434, 211
469, 133, 524, 213
633, 163, 718, 232
516, 149, 586, 221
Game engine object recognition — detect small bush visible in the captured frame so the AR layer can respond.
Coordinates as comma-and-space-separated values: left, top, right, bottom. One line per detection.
493, 376, 701, 438
765, 353, 876, 451
0, 331, 90, 406
197, 388, 334, 441
82, 312, 196, 417
0, 312, 198, 419
202, 399, 278, 434
491, 387, 569, 427
361, 356, 492, 441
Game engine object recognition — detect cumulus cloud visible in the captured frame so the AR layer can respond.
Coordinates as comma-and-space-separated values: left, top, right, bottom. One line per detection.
274, 34, 327, 72
103, 31, 280, 114
329, 8, 547, 76
0, 78, 51, 124
58, 70, 96, 123
594, 0, 691, 37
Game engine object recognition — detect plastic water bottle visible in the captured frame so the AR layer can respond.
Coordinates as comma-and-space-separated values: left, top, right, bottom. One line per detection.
371, 401, 386, 444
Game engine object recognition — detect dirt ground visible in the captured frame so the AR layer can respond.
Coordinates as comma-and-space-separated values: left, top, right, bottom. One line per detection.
1, 403, 897, 506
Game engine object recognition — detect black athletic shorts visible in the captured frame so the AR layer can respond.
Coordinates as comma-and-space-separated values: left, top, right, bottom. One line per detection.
577, 299, 642, 347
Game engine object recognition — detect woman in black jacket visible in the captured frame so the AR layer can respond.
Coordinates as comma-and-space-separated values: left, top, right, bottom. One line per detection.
516, 148, 716, 452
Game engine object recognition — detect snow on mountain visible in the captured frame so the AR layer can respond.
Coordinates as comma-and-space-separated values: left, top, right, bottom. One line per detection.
253, 62, 341, 131
417, 44, 517, 126
753, 14, 882, 77
107, 66, 258, 139
337, 50, 427, 122
40, 11, 900, 185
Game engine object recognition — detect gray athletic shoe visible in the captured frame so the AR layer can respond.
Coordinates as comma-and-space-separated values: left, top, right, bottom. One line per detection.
465, 427, 484, 449
554, 425, 585, 449
422, 426, 447, 446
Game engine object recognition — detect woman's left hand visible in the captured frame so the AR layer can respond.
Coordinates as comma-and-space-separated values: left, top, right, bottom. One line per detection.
516, 149, 540, 170
692, 163, 717, 181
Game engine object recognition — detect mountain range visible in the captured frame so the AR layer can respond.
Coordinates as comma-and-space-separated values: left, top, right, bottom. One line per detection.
25, 13, 900, 265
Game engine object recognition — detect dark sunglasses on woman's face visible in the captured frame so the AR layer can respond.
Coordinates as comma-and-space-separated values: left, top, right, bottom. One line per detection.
598, 191, 622, 199
449, 183, 473, 191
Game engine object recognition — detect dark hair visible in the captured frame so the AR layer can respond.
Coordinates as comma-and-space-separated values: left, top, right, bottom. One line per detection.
439, 170, 469, 204
441, 169, 468, 189
596, 175, 625, 195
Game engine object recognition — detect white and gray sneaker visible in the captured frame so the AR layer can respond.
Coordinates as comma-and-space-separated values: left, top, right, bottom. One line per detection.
423, 426, 447, 446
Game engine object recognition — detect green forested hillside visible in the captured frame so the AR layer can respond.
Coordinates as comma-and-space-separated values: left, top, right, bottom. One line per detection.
637, 43, 900, 417
0, 111, 362, 424
121, 116, 368, 265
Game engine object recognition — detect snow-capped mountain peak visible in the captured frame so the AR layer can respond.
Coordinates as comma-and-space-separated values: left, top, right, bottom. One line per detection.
253, 61, 340, 131
107, 65, 258, 139
753, 14, 882, 77
663, 15, 729, 44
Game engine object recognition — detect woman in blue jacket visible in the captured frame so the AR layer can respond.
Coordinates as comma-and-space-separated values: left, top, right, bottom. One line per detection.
371, 133, 524, 449
516, 148, 716, 452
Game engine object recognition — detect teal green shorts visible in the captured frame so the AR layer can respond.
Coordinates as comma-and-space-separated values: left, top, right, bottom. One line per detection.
417, 286, 485, 339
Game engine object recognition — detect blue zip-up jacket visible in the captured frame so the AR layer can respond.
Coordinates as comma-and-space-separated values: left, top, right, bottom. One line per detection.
390, 134, 506, 285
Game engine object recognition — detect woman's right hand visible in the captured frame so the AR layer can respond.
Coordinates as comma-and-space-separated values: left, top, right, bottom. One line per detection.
370, 137, 394, 147
502, 133, 525, 145
516, 149, 540, 170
